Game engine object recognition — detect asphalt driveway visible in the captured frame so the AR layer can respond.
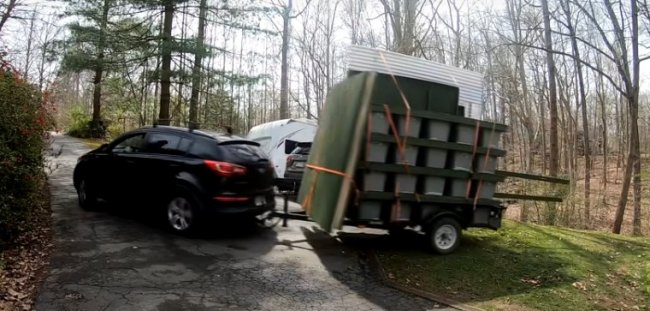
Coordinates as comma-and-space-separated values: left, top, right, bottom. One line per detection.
36, 134, 451, 311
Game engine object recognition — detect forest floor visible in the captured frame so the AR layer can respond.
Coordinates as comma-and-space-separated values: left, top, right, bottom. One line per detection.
502, 154, 650, 235
376, 220, 650, 311
0, 177, 53, 311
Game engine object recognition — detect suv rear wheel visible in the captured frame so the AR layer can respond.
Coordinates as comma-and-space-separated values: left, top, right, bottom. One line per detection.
165, 188, 202, 234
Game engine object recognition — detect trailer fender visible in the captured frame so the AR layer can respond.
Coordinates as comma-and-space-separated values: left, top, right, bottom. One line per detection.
423, 210, 468, 230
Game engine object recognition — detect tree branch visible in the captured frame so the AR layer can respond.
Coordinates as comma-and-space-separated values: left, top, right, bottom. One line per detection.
0, 0, 18, 34
509, 41, 626, 95
290, 0, 314, 19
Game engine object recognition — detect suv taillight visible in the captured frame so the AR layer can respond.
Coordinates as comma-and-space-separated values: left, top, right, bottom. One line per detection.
286, 155, 294, 168
204, 160, 247, 177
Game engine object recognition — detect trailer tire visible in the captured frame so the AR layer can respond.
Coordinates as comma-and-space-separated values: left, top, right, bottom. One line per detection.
426, 217, 461, 255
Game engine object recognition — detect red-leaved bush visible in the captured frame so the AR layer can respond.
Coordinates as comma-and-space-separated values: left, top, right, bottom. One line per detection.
0, 57, 54, 246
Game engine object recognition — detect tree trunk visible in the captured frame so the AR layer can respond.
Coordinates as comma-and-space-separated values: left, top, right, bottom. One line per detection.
158, 1, 175, 126
615, 90, 622, 170
541, 0, 559, 177
560, 0, 591, 226
611, 0, 641, 235
630, 94, 642, 235
24, 9, 37, 79
596, 56, 608, 201
630, 0, 642, 235
401, 0, 417, 55
91, 0, 110, 128
189, 0, 207, 129
38, 41, 48, 91
279, 0, 292, 119
613, 114, 635, 234
141, 60, 148, 127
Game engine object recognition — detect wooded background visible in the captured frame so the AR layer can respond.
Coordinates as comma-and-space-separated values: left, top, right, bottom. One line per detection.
1, 0, 648, 234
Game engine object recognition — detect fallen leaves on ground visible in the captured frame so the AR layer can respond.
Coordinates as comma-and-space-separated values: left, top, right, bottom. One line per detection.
572, 281, 587, 291
521, 277, 543, 287
0, 181, 53, 311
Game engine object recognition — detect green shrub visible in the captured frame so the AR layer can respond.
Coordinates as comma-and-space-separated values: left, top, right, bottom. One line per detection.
66, 106, 108, 139
66, 106, 91, 138
0, 59, 53, 247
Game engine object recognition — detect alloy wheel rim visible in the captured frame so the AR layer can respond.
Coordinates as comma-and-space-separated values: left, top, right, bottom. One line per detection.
167, 197, 193, 231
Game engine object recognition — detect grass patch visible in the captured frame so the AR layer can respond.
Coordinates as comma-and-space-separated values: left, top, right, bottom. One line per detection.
646, 263, 650, 296
376, 221, 650, 311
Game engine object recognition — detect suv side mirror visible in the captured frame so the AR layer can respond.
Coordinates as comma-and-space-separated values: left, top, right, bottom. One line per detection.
98, 143, 110, 152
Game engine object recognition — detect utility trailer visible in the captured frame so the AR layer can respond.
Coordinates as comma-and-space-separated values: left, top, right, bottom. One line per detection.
271, 47, 567, 254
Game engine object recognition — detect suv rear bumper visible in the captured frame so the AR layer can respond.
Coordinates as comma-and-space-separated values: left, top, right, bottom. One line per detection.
205, 193, 276, 216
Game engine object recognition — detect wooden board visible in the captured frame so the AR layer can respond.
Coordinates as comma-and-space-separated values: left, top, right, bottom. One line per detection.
297, 72, 377, 232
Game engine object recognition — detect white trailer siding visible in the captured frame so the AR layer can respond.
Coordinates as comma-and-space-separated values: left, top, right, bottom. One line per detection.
247, 118, 318, 178
347, 45, 484, 120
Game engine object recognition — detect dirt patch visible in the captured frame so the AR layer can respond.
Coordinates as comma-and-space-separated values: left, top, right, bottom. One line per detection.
0, 178, 53, 311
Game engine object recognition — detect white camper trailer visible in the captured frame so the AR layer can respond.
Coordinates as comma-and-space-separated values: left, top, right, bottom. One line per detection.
247, 118, 317, 181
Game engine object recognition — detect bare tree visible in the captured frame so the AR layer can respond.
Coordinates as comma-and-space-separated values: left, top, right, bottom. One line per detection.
558, 0, 591, 226
541, 0, 560, 178
378, 0, 420, 55
0, 0, 18, 34
23, 8, 36, 77
274, 0, 312, 119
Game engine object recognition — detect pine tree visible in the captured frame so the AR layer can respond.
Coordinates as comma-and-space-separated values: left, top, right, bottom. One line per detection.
61, 0, 114, 137
61, 0, 154, 137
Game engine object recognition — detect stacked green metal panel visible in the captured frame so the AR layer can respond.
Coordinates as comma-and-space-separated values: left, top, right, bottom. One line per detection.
298, 71, 508, 232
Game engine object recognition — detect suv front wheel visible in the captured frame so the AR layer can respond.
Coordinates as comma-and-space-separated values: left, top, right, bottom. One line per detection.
77, 177, 98, 210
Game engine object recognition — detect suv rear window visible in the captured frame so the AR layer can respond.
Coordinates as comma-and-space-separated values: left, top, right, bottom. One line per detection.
187, 138, 268, 162
220, 141, 268, 161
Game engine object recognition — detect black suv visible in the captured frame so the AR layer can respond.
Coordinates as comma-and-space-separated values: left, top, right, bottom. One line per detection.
73, 126, 276, 233
284, 143, 311, 181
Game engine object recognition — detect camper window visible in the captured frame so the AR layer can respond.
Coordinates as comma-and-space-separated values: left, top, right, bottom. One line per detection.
284, 140, 299, 154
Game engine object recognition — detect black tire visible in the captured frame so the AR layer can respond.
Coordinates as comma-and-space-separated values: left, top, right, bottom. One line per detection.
77, 177, 98, 210
165, 187, 202, 235
426, 217, 462, 255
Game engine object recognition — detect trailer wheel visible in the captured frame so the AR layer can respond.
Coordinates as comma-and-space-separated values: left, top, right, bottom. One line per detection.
426, 217, 461, 254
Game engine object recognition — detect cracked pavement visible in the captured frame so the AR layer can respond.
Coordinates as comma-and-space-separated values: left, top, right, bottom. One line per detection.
36, 134, 453, 311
